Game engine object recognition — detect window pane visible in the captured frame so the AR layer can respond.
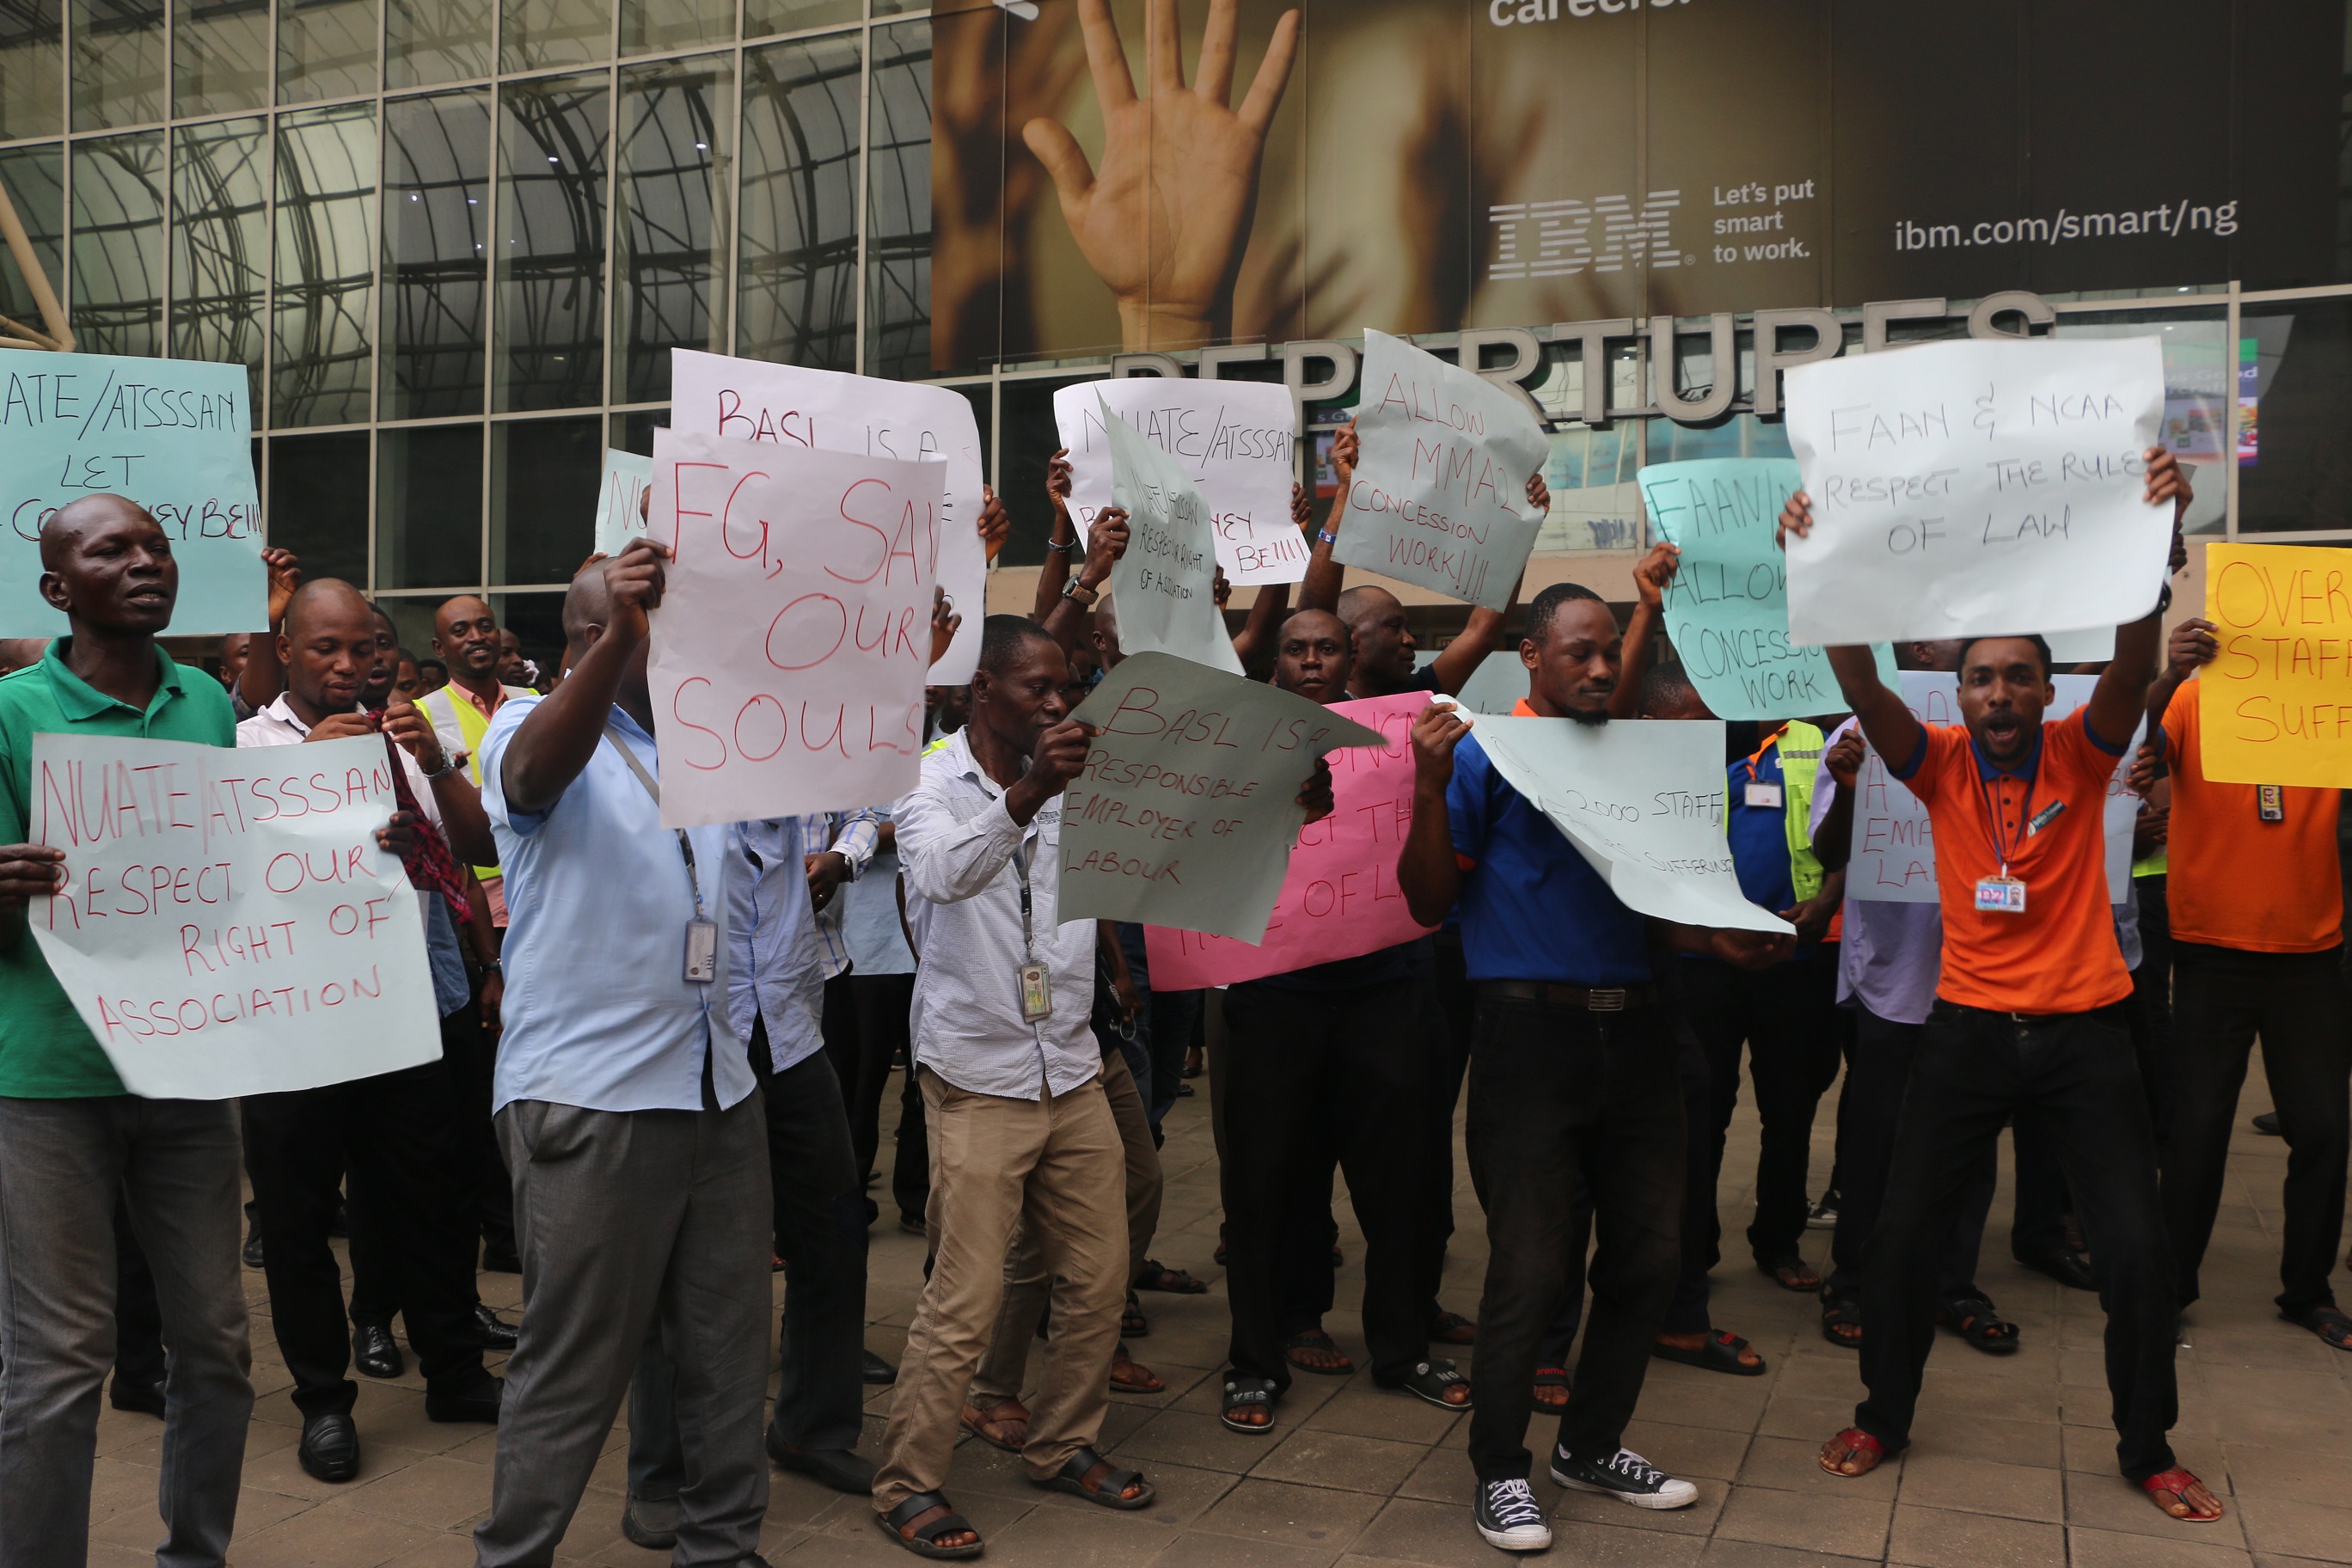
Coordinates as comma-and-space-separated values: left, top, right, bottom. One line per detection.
170, 118, 266, 412
863, 18, 929, 381
270, 430, 371, 585
70, 0, 163, 131
738, 32, 858, 371
495, 71, 609, 413
610, 404, 663, 454
279, 0, 378, 104
0, 0, 63, 140
276, 103, 377, 426
70, 132, 163, 358
500, 0, 609, 74
614, 53, 730, 404
2239, 299, 2352, 533
742, 0, 855, 38
387, 0, 490, 88
0, 144, 65, 334
621, 0, 731, 56
489, 414, 597, 585
173, 0, 268, 118
383, 89, 490, 418
378, 422, 482, 587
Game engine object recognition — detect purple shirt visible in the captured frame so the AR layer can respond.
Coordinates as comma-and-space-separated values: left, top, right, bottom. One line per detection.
1811, 718, 1942, 1026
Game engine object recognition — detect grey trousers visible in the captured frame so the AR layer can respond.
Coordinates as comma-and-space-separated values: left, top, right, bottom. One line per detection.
0, 1094, 254, 1568
475, 1092, 774, 1568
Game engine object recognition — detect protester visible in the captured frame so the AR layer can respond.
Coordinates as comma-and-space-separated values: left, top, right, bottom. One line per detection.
0, 493, 257, 1568
422, 594, 535, 930
234, 578, 505, 1482
394, 646, 424, 699
1398, 582, 1792, 1551
1791, 450, 2226, 1523
835, 805, 927, 1230
2141, 616, 2350, 1351
418, 656, 450, 692
218, 630, 251, 688
471, 542, 775, 1565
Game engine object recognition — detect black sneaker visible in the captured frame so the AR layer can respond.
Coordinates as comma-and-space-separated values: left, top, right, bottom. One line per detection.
1473, 1478, 1553, 1552
1548, 1446, 1698, 1510
1807, 1190, 1841, 1230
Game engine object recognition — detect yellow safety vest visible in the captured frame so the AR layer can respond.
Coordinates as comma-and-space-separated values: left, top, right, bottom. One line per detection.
422, 683, 520, 879
1728, 720, 1829, 903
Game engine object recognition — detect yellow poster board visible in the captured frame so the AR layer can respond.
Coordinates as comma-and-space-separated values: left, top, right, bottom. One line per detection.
2200, 541, 2352, 787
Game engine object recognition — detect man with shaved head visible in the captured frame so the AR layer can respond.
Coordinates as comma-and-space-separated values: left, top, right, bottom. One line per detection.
235, 577, 505, 1481
0, 494, 255, 1566
421, 593, 533, 939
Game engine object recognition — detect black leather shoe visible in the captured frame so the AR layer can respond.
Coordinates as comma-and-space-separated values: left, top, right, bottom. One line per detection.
861, 1349, 897, 1385
2252, 1110, 2282, 1136
480, 1244, 522, 1274
242, 1232, 265, 1269
425, 1374, 504, 1424
352, 1323, 403, 1379
108, 1373, 168, 1417
297, 1412, 361, 1482
2017, 1248, 2098, 1291
765, 1423, 876, 1493
475, 1302, 519, 1351
622, 1492, 679, 1549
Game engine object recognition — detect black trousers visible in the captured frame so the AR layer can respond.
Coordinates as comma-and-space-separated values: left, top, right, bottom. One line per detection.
748, 1025, 871, 1449
2164, 941, 2349, 1318
1466, 992, 1683, 1483
1416, 934, 1479, 1321
243, 1060, 487, 1419
439, 998, 515, 1263
1681, 956, 1842, 1268
1857, 1002, 2177, 1482
2135, 875, 2177, 1148
1824, 1006, 1994, 1302
1218, 976, 1434, 1393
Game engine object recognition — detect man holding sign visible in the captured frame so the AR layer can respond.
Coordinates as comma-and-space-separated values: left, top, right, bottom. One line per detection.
1397, 583, 1792, 1553
1787, 452, 2227, 1524
0, 494, 257, 1568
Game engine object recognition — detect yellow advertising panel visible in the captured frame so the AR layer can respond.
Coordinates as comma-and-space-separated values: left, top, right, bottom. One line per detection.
2200, 542, 2352, 787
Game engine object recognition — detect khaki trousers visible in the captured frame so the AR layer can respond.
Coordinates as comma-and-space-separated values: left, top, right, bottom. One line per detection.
873, 1066, 1128, 1510
972, 1050, 1161, 1403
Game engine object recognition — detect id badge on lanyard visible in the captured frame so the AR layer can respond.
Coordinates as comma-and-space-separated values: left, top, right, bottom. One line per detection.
1974, 875, 2027, 914
1012, 838, 1051, 1021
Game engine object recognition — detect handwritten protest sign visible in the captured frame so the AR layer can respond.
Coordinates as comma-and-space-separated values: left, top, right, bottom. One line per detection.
591, 448, 654, 558
669, 348, 985, 682
1105, 404, 1245, 676
1331, 329, 1547, 611
1467, 714, 1792, 935
1846, 673, 2140, 903
1054, 377, 1304, 585
1059, 652, 1382, 941
1, 348, 261, 637
1784, 336, 2168, 646
1636, 457, 1896, 719
2197, 542, 2352, 787
1143, 691, 1434, 985
27, 732, 441, 1099
645, 427, 942, 830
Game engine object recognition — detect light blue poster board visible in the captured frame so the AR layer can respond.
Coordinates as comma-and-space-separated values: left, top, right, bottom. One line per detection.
1, 349, 263, 637
1636, 458, 1895, 720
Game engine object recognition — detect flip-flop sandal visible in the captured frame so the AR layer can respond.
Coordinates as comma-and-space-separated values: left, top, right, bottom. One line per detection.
1392, 1359, 1472, 1411
1758, 1254, 1821, 1292
2140, 1467, 2225, 1522
1136, 1261, 1208, 1294
1938, 1292, 2020, 1355
1651, 1330, 1767, 1376
876, 1491, 984, 1559
1429, 1310, 1478, 1344
1283, 1330, 1355, 1375
2283, 1305, 2352, 1351
1109, 1350, 1164, 1394
1221, 1375, 1277, 1435
1532, 1367, 1571, 1406
1031, 1446, 1155, 1510
1818, 1427, 1891, 1478
1820, 1288, 1863, 1350
1121, 1290, 1148, 1338
958, 1400, 1030, 1454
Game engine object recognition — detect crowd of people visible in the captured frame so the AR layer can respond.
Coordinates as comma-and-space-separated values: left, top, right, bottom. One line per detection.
0, 420, 2343, 1568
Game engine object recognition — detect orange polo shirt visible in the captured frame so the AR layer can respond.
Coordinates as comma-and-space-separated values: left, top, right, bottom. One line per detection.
2160, 682, 2342, 952
1892, 707, 2132, 1015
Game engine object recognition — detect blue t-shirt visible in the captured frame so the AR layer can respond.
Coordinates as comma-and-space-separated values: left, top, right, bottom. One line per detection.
1444, 730, 1650, 986
1725, 742, 1796, 915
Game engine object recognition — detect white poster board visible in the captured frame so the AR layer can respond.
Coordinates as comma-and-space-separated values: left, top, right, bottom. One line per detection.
591, 449, 654, 558
28, 732, 442, 1099
1054, 377, 1304, 584
1846, 672, 2141, 903
1330, 329, 1548, 610
1784, 336, 2169, 646
645, 428, 943, 829
669, 349, 985, 682
1468, 714, 1794, 935
1104, 404, 1244, 676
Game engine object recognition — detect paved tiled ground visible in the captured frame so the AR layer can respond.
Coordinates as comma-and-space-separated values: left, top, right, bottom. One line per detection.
83, 1044, 2352, 1568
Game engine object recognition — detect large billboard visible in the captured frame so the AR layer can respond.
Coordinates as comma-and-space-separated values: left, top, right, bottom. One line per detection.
928, 0, 2344, 377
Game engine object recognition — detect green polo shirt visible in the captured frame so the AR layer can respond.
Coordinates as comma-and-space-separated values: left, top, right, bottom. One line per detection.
0, 641, 236, 1098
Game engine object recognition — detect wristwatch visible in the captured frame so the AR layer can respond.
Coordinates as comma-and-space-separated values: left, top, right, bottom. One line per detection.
1062, 579, 1099, 606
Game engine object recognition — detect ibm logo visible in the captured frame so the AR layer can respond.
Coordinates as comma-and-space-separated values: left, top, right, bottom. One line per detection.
1487, 192, 1681, 280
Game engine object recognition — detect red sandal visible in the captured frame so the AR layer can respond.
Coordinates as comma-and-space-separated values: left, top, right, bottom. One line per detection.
2140, 1468, 2225, 1522
1818, 1427, 1888, 1477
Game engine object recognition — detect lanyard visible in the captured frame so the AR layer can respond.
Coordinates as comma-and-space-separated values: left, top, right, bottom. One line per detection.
1743, 724, 1789, 779
1012, 836, 1034, 961
604, 725, 708, 922
1971, 753, 2038, 879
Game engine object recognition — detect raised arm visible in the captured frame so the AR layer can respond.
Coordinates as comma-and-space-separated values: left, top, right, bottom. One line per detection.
1810, 727, 1863, 874
499, 540, 665, 817
1030, 450, 1078, 620
1608, 541, 1681, 719
1295, 419, 1356, 616
238, 546, 302, 715
2085, 449, 2190, 750
1399, 702, 1469, 926
1037, 507, 1127, 655
1779, 489, 1922, 768
1230, 579, 1291, 672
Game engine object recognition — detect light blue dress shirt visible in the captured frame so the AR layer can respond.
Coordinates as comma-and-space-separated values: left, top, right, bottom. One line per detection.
727, 818, 829, 1075
479, 699, 753, 1115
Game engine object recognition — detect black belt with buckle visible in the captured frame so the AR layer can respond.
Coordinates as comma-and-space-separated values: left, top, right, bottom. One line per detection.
1477, 980, 1658, 1013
